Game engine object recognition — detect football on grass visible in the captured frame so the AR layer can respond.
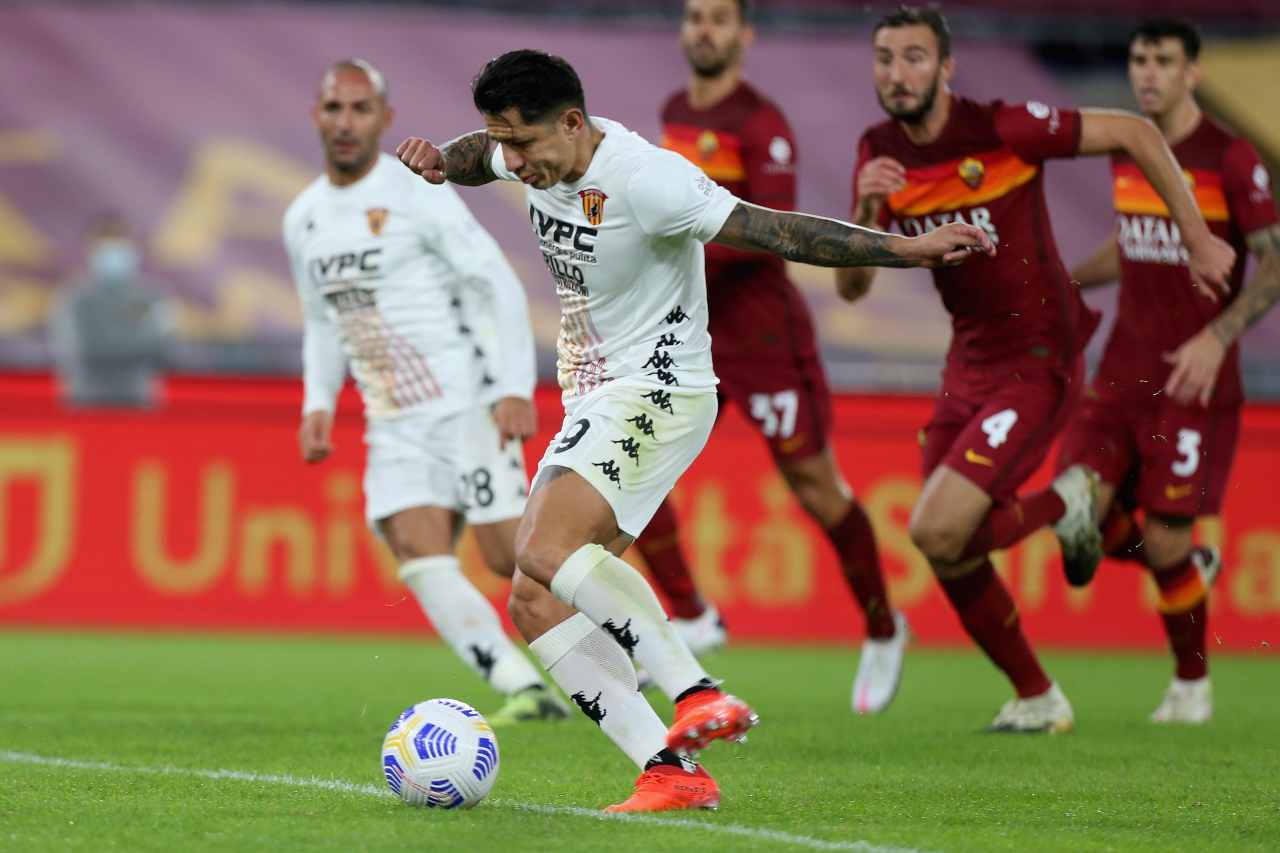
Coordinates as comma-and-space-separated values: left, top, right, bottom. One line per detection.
381, 698, 500, 808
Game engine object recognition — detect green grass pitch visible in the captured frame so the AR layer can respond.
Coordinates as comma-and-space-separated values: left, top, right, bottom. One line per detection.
1, 630, 1275, 852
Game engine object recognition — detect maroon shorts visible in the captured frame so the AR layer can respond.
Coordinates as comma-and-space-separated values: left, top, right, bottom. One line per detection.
1056, 391, 1240, 517
715, 352, 833, 463
921, 357, 1084, 502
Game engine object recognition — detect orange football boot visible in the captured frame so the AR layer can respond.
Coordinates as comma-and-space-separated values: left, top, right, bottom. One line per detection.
666, 689, 759, 753
604, 764, 719, 813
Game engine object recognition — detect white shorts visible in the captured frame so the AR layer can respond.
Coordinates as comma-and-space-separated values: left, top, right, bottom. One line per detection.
363, 410, 465, 528
533, 380, 717, 537
457, 403, 528, 526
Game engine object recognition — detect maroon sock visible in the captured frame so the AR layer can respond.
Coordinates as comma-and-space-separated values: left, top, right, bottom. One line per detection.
824, 501, 896, 639
1101, 504, 1147, 565
958, 489, 1066, 561
939, 560, 1052, 698
635, 499, 705, 620
1152, 555, 1208, 680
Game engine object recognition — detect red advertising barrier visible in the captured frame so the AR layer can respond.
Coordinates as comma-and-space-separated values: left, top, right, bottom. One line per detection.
2, 373, 1278, 649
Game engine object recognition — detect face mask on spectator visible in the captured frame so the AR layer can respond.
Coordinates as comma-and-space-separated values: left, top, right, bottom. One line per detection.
90, 240, 140, 281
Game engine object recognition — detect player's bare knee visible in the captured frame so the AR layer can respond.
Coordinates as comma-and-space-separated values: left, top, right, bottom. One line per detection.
1142, 514, 1194, 569
506, 571, 542, 627
513, 527, 568, 588
909, 516, 966, 563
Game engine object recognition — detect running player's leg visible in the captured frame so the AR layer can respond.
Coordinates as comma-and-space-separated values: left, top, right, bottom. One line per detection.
1134, 403, 1238, 724
634, 498, 725, 656
517, 385, 756, 754
909, 373, 1075, 731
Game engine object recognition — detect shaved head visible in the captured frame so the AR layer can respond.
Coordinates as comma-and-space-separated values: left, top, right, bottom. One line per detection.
321, 58, 388, 101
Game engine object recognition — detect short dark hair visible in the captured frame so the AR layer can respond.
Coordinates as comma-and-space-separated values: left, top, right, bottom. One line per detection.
472, 50, 587, 125
872, 5, 952, 59
734, 0, 752, 20
1130, 17, 1202, 61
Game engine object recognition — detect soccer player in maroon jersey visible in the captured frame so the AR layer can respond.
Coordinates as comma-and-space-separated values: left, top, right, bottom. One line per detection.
838, 7, 1236, 732
635, 0, 907, 715
1058, 18, 1280, 725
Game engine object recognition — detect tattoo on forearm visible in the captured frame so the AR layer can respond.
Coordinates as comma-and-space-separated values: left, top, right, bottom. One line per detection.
713, 202, 910, 268
441, 131, 496, 186
1209, 224, 1280, 346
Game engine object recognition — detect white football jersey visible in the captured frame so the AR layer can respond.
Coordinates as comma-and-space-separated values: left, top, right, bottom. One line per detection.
284, 153, 535, 421
490, 117, 738, 400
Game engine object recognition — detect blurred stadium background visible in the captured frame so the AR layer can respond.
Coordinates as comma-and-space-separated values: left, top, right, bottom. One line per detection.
2, 0, 1279, 648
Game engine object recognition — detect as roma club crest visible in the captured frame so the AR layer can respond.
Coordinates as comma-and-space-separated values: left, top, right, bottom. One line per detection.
579, 188, 608, 226
696, 129, 719, 161
366, 207, 389, 236
958, 157, 985, 190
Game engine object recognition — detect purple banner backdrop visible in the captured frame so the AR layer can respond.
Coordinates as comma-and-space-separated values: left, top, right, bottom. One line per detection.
0, 4, 1276, 390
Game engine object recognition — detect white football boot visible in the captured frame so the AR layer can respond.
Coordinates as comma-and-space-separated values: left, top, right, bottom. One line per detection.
1052, 465, 1104, 587
987, 682, 1074, 734
1150, 676, 1212, 724
672, 605, 728, 656
852, 611, 909, 715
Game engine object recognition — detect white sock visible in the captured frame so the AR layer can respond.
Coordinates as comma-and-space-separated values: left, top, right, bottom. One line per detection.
400, 556, 545, 696
549, 545, 708, 702
530, 613, 667, 769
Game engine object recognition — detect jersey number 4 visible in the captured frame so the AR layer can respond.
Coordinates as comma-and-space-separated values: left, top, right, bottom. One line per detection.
981, 409, 1018, 448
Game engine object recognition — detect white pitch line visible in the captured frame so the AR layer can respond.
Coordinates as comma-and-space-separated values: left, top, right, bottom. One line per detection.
0, 750, 928, 853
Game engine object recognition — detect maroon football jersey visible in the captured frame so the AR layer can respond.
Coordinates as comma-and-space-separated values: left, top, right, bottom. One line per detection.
853, 97, 1100, 378
1095, 116, 1277, 408
662, 82, 817, 363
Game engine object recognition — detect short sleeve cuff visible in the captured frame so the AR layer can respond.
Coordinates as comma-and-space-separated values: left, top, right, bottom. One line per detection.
692, 187, 740, 244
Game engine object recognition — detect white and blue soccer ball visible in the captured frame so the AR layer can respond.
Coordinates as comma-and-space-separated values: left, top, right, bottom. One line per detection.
381, 698, 500, 809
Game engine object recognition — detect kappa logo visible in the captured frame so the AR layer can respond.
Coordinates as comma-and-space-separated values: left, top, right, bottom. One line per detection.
366, 207, 389, 236
468, 645, 496, 681
578, 188, 608, 226
570, 690, 607, 725
959, 157, 985, 190
602, 618, 639, 657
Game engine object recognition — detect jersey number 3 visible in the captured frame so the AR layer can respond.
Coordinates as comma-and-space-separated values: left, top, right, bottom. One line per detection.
1172, 429, 1201, 477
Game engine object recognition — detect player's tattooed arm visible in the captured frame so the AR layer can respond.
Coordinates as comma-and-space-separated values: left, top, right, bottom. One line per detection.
712, 202, 994, 269
396, 132, 495, 186
1209, 224, 1280, 346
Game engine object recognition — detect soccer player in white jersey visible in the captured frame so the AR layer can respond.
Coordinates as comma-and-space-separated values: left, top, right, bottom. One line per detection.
283, 59, 569, 727
398, 50, 992, 813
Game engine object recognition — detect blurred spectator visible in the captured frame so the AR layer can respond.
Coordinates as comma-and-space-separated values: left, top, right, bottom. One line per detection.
48, 213, 172, 408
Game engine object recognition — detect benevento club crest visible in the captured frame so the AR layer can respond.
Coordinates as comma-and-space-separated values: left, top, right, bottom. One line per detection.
578, 188, 608, 226
366, 207, 389, 236
958, 157, 985, 190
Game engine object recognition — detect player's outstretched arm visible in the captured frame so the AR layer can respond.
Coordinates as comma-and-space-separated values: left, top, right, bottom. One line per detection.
1070, 236, 1121, 290
397, 132, 496, 186
1165, 224, 1280, 406
1078, 109, 1235, 298
711, 202, 994, 270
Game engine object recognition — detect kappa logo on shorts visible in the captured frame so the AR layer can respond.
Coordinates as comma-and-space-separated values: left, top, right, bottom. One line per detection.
1164, 483, 1195, 501
964, 448, 995, 467
613, 437, 642, 465
664, 306, 689, 325
655, 333, 682, 348
643, 350, 676, 371
643, 389, 675, 415
593, 459, 623, 488
649, 369, 680, 386
627, 413, 658, 439
570, 690, 607, 725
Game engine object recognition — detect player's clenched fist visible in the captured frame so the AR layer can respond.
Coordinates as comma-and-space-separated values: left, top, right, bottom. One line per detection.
396, 137, 448, 184
853, 156, 906, 224
901, 222, 997, 268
